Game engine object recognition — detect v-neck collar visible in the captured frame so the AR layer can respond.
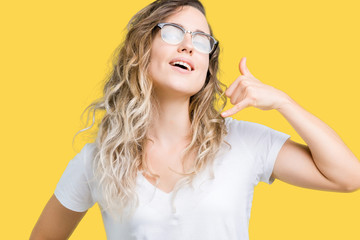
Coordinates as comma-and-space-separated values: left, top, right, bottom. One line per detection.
138, 171, 174, 197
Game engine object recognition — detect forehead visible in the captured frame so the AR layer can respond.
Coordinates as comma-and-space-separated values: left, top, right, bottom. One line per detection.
163, 6, 210, 34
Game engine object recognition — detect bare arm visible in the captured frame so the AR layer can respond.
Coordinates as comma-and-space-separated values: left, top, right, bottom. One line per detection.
272, 98, 360, 192
30, 194, 87, 240
222, 57, 360, 192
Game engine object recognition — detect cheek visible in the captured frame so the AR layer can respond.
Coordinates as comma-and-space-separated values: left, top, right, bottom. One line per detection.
148, 38, 164, 79
198, 58, 210, 84
148, 57, 157, 80
148, 51, 162, 81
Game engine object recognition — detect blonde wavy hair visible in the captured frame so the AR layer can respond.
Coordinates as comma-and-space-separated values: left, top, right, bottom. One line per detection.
74, 0, 229, 221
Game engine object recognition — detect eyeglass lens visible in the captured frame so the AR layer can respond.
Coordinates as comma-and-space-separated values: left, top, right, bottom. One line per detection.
160, 24, 214, 54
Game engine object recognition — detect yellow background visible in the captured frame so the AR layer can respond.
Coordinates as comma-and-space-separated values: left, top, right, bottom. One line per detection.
1, 0, 359, 239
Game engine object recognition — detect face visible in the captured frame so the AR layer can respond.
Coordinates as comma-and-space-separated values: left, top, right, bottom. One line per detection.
148, 6, 211, 99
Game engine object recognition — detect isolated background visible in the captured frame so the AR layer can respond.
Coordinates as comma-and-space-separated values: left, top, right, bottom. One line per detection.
1, 0, 359, 239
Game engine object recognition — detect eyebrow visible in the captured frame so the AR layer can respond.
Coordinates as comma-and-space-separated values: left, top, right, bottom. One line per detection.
171, 22, 209, 34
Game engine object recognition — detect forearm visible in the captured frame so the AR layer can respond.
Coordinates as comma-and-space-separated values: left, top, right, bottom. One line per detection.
277, 95, 360, 190
222, 57, 360, 190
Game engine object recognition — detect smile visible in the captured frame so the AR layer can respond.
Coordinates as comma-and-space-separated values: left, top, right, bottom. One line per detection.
170, 61, 192, 71
169, 58, 195, 72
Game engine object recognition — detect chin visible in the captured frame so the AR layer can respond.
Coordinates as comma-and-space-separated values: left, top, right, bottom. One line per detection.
153, 84, 203, 99
151, 76, 205, 98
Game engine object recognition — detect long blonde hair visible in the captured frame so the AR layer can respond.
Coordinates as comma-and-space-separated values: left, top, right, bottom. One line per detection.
74, 0, 228, 221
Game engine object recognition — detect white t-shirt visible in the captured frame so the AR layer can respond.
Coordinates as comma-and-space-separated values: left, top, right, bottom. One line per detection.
54, 117, 290, 240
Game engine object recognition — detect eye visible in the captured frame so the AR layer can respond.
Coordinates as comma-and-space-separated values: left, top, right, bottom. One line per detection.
193, 33, 211, 53
161, 25, 184, 44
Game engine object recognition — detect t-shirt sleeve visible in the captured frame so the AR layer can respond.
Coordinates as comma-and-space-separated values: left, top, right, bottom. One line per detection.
54, 143, 96, 212
227, 118, 291, 185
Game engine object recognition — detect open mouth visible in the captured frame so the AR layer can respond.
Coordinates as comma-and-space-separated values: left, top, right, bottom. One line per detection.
169, 60, 194, 71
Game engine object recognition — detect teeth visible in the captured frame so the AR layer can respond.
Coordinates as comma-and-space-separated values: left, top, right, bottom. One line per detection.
172, 61, 191, 71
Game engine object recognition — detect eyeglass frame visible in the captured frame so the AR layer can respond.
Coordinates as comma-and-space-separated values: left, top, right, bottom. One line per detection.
156, 22, 218, 54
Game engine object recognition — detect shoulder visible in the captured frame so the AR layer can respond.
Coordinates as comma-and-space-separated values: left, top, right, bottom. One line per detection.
82, 142, 97, 171
224, 117, 290, 146
69, 143, 98, 181
83, 143, 97, 159
225, 117, 270, 136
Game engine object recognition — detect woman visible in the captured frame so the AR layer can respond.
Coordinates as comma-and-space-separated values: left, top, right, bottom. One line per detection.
30, 0, 360, 239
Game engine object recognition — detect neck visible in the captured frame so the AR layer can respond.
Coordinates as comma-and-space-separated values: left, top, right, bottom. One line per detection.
148, 91, 192, 146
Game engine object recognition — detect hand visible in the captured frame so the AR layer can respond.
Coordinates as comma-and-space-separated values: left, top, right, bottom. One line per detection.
221, 57, 290, 117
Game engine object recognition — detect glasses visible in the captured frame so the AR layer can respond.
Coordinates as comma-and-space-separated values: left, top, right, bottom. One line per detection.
156, 22, 218, 54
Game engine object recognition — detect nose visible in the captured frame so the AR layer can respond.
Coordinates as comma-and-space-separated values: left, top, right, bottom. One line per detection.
177, 32, 193, 55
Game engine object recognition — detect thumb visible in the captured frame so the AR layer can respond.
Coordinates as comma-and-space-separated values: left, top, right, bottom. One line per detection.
238, 57, 253, 76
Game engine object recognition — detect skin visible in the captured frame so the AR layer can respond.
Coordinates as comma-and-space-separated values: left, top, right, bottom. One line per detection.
30, 194, 86, 239
222, 57, 360, 192
30, 4, 360, 240
29, 6, 212, 239
147, 6, 210, 143
143, 6, 212, 193
148, 7, 210, 99
146, 5, 360, 194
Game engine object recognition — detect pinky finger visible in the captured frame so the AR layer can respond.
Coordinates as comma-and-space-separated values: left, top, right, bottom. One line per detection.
221, 99, 251, 117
